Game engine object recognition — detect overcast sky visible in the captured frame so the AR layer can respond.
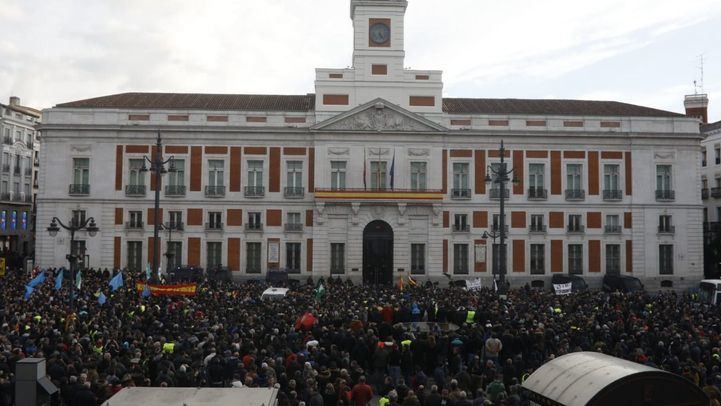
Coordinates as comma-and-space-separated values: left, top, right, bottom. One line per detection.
1, 0, 720, 121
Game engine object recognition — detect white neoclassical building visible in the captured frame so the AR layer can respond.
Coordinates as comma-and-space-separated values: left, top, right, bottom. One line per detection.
37, 0, 705, 289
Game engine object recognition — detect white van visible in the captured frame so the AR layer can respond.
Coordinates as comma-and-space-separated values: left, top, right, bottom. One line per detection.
261, 287, 289, 301
699, 280, 721, 305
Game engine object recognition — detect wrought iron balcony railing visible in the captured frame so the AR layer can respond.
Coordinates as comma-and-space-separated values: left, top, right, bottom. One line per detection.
244, 186, 265, 197
68, 184, 90, 195
205, 185, 226, 197
165, 185, 186, 196
603, 189, 623, 201
527, 187, 547, 200
565, 189, 585, 200
125, 184, 146, 196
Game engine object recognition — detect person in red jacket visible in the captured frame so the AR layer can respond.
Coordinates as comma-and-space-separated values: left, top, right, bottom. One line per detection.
350, 375, 373, 406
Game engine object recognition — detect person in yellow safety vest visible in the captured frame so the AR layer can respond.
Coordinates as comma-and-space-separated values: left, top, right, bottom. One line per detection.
163, 342, 175, 353
401, 339, 412, 348
466, 310, 476, 324
379, 395, 390, 406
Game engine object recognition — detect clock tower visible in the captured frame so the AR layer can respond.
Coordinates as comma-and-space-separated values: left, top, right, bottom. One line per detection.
314, 0, 443, 120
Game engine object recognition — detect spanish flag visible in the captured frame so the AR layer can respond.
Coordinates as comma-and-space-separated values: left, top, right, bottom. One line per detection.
408, 276, 418, 287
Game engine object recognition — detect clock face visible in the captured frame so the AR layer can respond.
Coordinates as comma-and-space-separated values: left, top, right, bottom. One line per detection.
369, 23, 390, 45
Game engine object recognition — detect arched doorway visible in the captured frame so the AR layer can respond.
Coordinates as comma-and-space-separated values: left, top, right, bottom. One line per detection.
363, 220, 393, 285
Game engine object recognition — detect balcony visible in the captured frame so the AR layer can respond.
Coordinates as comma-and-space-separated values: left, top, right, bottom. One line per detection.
285, 223, 303, 232
655, 190, 675, 201
451, 188, 471, 199
491, 224, 509, 234
565, 189, 585, 201
703, 188, 710, 200
125, 221, 144, 230
24, 168, 32, 176
712, 188, 721, 198
603, 189, 623, 201
34, 157, 39, 167
205, 222, 224, 231
452, 224, 470, 232
12, 166, 20, 175
489, 188, 510, 200
567, 225, 585, 233
1, 164, 9, 173
244, 186, 265, 198
165, 185, 186, 196
11, 193, 22, 202
0, 192, 9, 201
68, 184, 90, 195
314, 188, 444, 202
717, 157, 721, 165
23, 194, 32, 203
167, 222, 184, 231
125, 184, 146, 197
205, 185, 226, 197
26, 141, 33, 149
245, 222, 263, 231
604, 225, 622, 234
658, 225, 675, 234
529, 224, 547, 233
2, 136, 11, 145
284, 186, 305, 199
527, 187, 547, 200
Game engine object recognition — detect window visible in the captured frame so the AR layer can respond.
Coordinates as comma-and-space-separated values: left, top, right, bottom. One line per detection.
410, 162, 427, 191
127, 241, 143, 271
208, 160, 224, 186
656, 165, 672, 191
286, 161, 303, 187
207, 242, 222, 270
605, 215, 620, 233
286, 242, 301, 273
169, 211, 183, 229
568, 214, 583, 232
22, 183, 29, 197
287, 212, 301, 225
568, 244, 583, 274
703, 207, 708, 223
331, 161, 346, 190
129, 210, 143, 228
128, 159, 145, 186
530, 244, 544, 274
247, 212, 262, 230
604, 164, 620, 193
248, 160, 263, 186
73, 158, 89, 185
0, 181, 6, 194
453, 244, 469, 274
566, 164, 582, 190
453, 213, 469, 232
702, 149, 707, 167
71, 210, 86, 227
286, 212, 302, 231
659, 215, 673, 233
659, 245, 673, 275
528, 163, 545, 198
411, 244, 425, 274
452, 162, 469, 196
492, 214, 507, 233
530, 214, 545, 232
331, 243, 345, 274
207, 211, 222, 229
716, 147, 720, 165
167, 241, 182, 271
12, 182, 19, 196
370, 161, 387, 190
168, 159, 185, 186
606, 244, 620, 274
246, 242, 262, 273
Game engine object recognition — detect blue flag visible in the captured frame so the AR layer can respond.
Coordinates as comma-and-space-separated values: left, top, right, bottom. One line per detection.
141, 284, 151, 298
109, 272, 124, 292
28, 271, 46, 288
24, 285, 34, 301
54, 269, 64, 291
75, 271, 82, 290
98, 292, 107, 305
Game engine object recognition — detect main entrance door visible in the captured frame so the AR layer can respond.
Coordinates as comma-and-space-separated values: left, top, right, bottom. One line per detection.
363, 220, 393, 285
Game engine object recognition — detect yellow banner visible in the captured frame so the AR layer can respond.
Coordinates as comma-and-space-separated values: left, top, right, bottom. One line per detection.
135, 282, 197, 296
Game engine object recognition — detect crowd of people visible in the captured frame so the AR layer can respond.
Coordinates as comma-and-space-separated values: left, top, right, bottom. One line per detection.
1, 266, 721, 405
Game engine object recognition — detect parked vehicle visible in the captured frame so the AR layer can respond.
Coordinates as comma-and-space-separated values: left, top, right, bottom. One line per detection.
602, 274, 644, 293
551, 274, 589, 292
699, 279, 721, 305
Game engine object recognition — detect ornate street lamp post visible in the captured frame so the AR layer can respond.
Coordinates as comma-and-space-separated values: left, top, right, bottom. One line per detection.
140, 132, 175, 282
484, 141, 517, 294
47, 216, 99, 311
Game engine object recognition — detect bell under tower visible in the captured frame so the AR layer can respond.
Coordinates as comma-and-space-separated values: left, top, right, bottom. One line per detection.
314, 0, 444, 122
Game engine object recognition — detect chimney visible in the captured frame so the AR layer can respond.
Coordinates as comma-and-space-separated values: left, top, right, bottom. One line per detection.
684, 93, 709, 124
8, 96, 20, 106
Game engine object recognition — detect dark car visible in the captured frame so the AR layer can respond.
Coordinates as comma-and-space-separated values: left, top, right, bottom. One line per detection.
551, 274, 588, 292
602, 274, 644, 293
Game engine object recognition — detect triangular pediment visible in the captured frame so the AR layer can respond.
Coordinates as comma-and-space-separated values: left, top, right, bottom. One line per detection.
312, 98, 447, 132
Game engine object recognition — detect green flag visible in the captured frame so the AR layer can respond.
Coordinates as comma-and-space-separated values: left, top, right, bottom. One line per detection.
314, 282, 326, 301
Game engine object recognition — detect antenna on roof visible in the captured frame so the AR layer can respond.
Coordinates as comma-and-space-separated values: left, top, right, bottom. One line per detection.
695, 53, 705, 94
